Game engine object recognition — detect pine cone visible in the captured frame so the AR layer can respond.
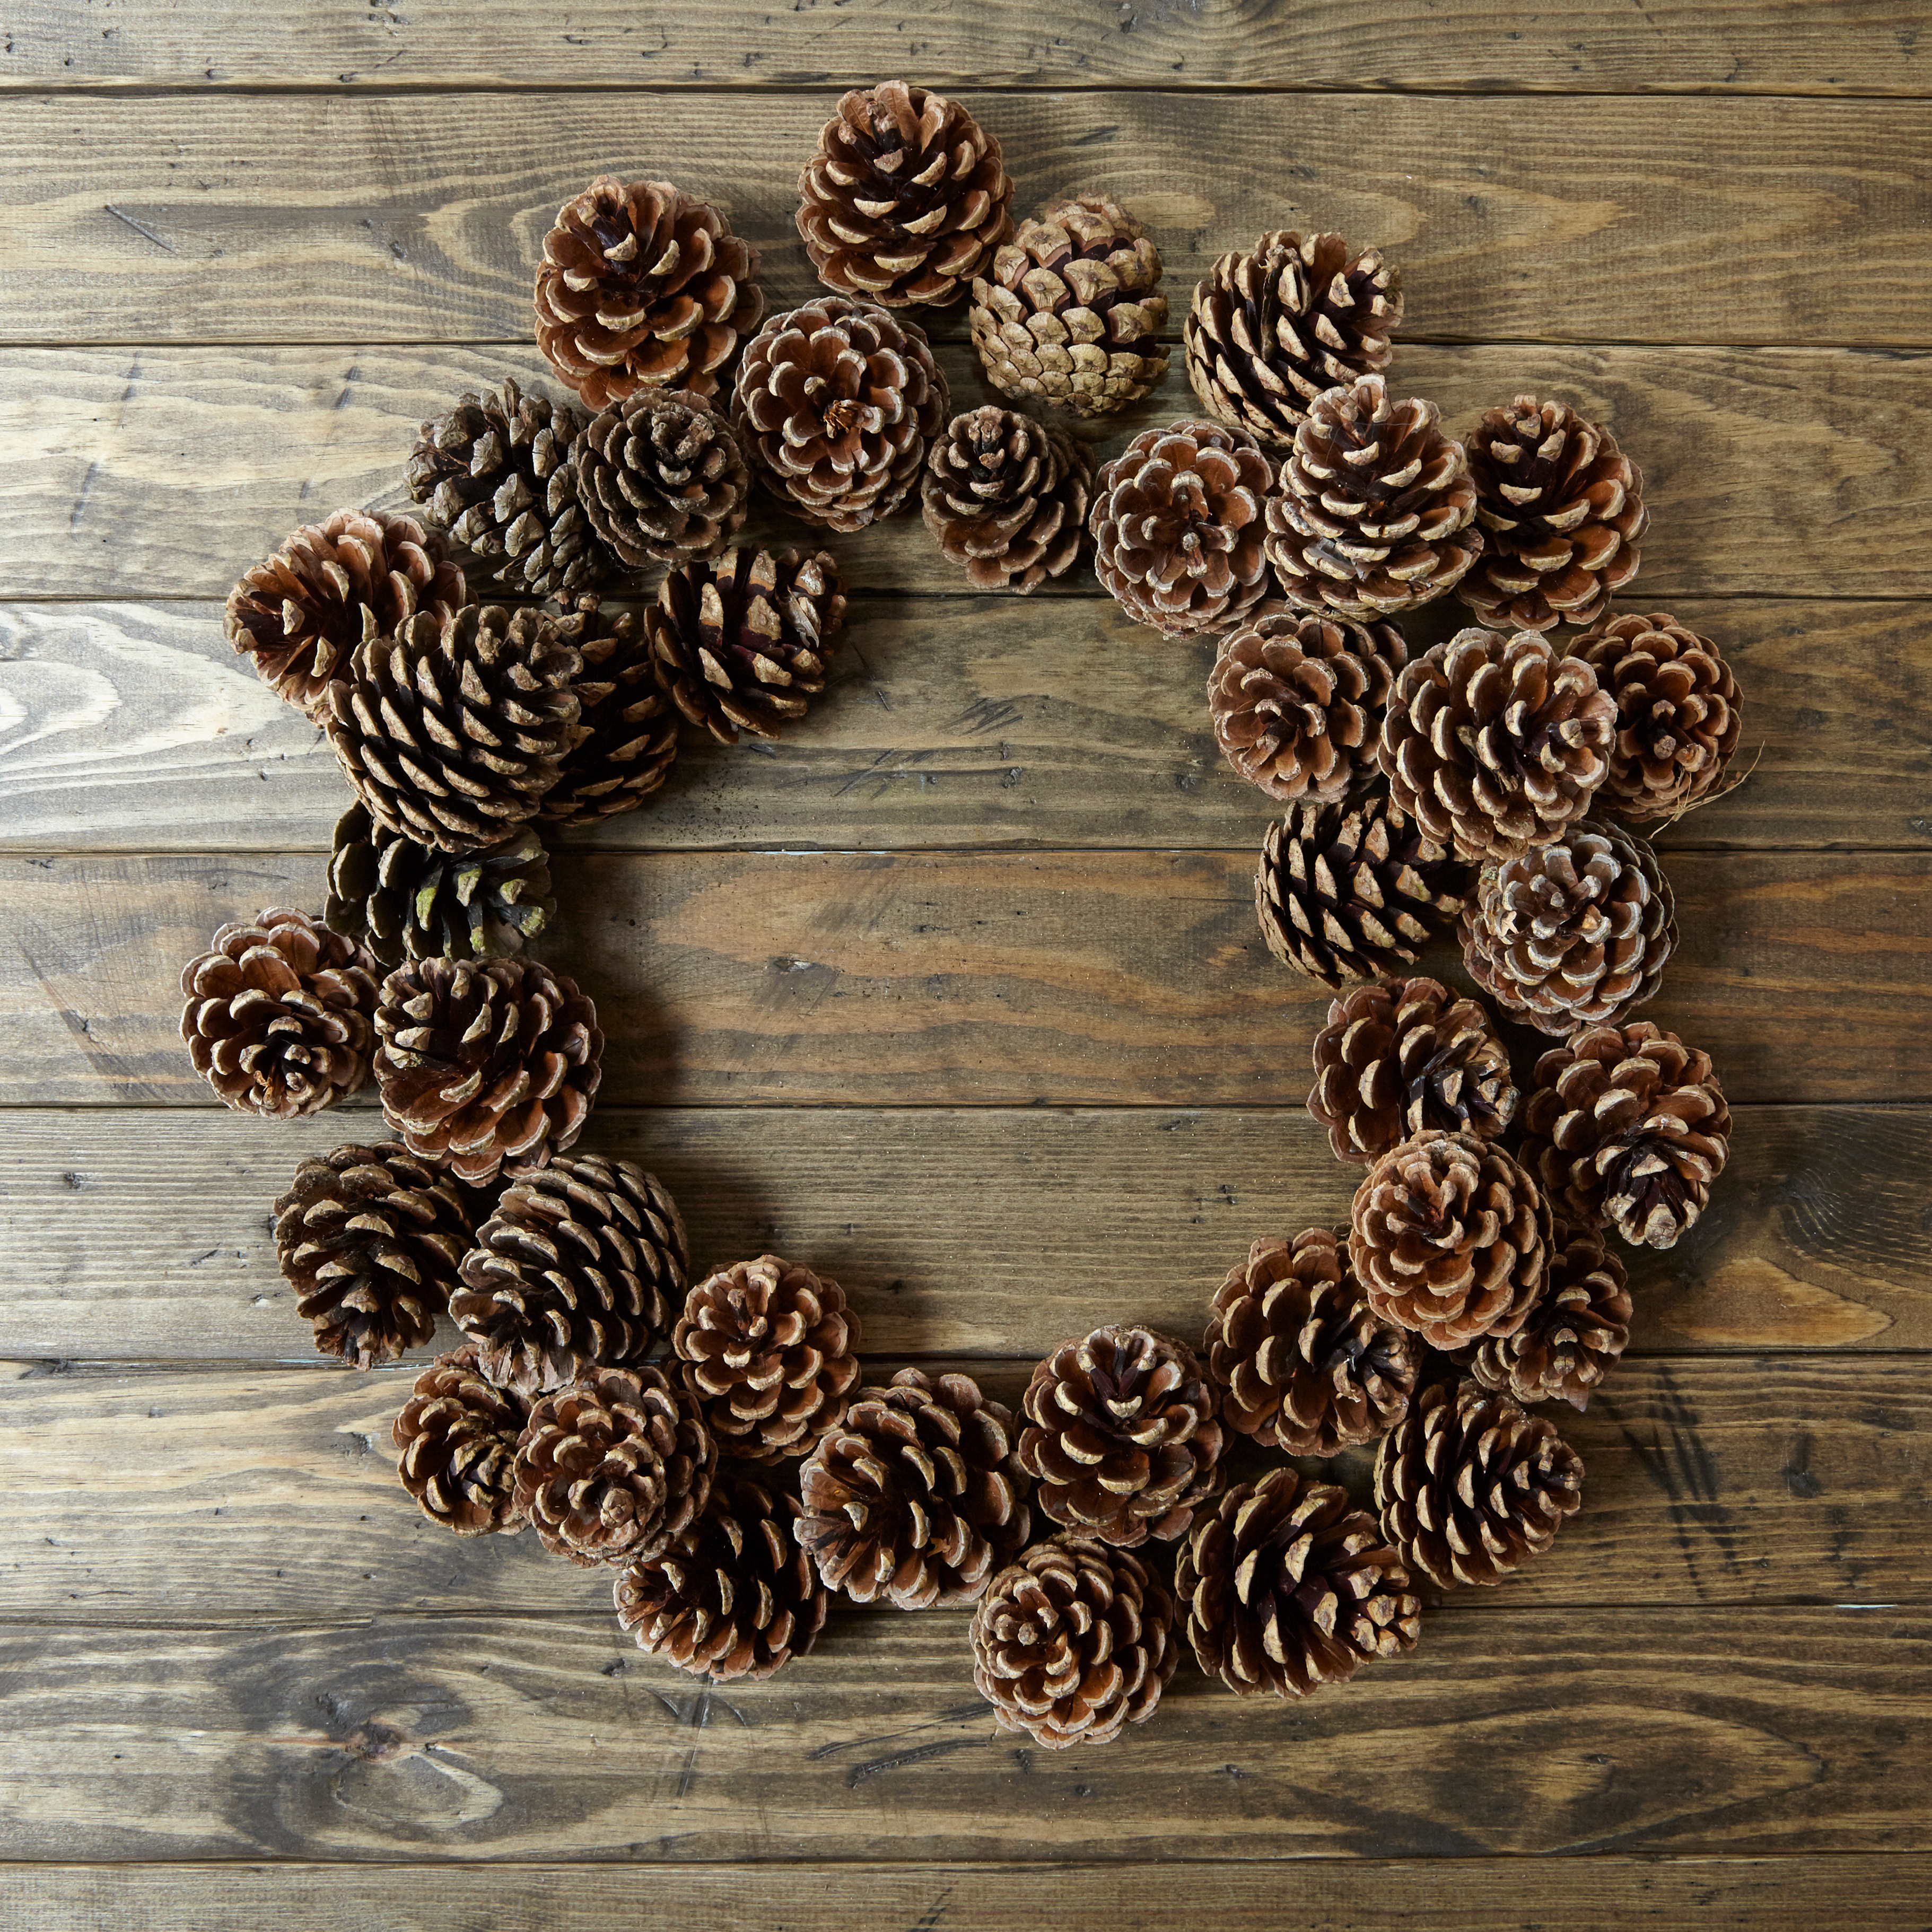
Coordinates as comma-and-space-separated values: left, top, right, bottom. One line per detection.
647, 546, 846, 746
920, 405, 1094, 593
1263, 375, 1480, 619
1018, 1325, 1224, 1548
451, 1156, 687, 1395
373, 956, 602, 1184
393, 1344, 532, 1535
1461, 396, 1647, 632
179, 907, 377, 1118
1089, 419, 1276, 637
534, 176, 764, 409
1308, 976, 1518, 1165
1470, 1218, 1631, 1411
274, 1140, 474, 1368
968, 193, 1168, 417
1203, 1228, 1419, 1455
537, 595, 680, 828
1255, 787, 1471, 989
576, 389, 750, 568
1177, 1467, 1420, 1698
1185, 231, 1401, 447
797, 81, 1012, 308
672, 1255, 862, 1464
971, 1533, 1178, 1749
731, 297, 948, 531
614, 1470, 827, 1682
1521, 1020, 1730, 1249
224, 510, 467, 722
1375, 1379, 1584, 1588
1208, 610, 1406, 803
1573, 612, 1744, 822
796, 1367, 1030, 1609
1348, 1129, 1551, 1351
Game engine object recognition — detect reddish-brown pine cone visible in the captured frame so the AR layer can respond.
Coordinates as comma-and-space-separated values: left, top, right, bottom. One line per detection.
576, 389, 750, 569
1470, 1218, 1631, 1411
797, 80, 1013, 308
796, 1367, 1031, 1610
1177, 1467, 1421, 1698
1203, 1229, 1420, 1456
534, 176, 764, 410
537, 596, 680, 829
1521, 1020, 1730, 1250
920, 405, 1094, 593
971, 1533, 1179, 1750
393, 1343, 533, 1535
179, 907, 378, 1118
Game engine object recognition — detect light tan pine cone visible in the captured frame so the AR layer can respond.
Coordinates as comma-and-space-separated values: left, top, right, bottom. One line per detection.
576, 389, 750, 569
393, 1344, 532, 1535
920, 405, 1094, 593
536, 596, 681, 829
1470, 1218, 1631, 1410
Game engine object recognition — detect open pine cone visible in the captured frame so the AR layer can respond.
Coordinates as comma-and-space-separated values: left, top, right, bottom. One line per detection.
577, 389, 750, 569
921, 405, 1093, 593
535, 596, 680, 829
1470, 1218, 1631, 1411
394, 1344, 532, 1536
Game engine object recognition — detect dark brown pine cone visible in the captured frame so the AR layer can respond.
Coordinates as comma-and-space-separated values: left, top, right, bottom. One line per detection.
1470, 1218, 1631, 1411
274, 1140, 474, 1369
1375, 1379, 1584, 1588
535, 176, 765, 408
971, 1533, 1178, 1749
1461, 396, 1647, 632
393, 1344, 532, 1535
672, 1255, 862, 1464
920, 405, 1094, 593
373, 956, 602, 1184
796, 1368, 1030, 1609
797, 81, 1013, 309
224, 510, 467, 722
1203, 1228, 1419, 1455
576, 389, 749, 569
1177, 1467, 1421, 1697
536, 595, 680, 829
180, 907, 378, 1118
1185, 231, 1402, 447
1521, 1020, 1730, 1250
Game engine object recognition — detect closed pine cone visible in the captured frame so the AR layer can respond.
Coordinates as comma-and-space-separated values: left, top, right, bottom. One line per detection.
577, 389, 749, 568
539, 595, 680, 827
920, 405, 1093, 593
393, 1344, 532, 1535
1470, 1218, 1631, 1411
971, 1533, 1178, 1749
180, 907, 377, 1118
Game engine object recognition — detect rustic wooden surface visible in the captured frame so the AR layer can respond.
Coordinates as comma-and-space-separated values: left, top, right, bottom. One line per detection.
1, 3, 1928, 1928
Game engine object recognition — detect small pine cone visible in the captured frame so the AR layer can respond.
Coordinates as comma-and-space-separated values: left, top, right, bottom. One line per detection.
1470, 1218, 1631, 1411
1521, 1020, 1730, 1250
1263, 376, 1480, 620
393, 1344, 532, 1535
797, 1367, 1030, 1609
1178, 1467, 1420, 1698
577, 389, 750, 569
536, 595, 680, 829
672, 1255, 862, 1464
224, 510, 467, 722
1203, 1229, 1419, 1456
1375, 1379, 1584, 1588
535, 176, 765, 409
1089, 419, 1275, 638
971, 1533, 1178, 1750
179, 907, 377, 1118
968, 193, 1168, 418
797, 81, 1013, 309
1573, 612, 1745, 822
1185, 231, 1401, 448
1255, 786, 1471, 990
374, 956, 603, 1185
1461, 396, 1647, 632
614, 1470, 827, 1682
1349, 1129, 1551, 1351
274, 1140, 474, 1369
920, 406, 1094, 593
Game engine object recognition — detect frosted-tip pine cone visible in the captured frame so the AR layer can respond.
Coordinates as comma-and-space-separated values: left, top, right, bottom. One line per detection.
1470, 1217, 1631, 1411
394, 1344, 532, 1535
921, 405, 1093, 593
576, 388, 750, 568
536, 596, 681, 829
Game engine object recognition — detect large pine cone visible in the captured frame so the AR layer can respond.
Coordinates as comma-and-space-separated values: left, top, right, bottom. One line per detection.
1349, 1129, 1551, 1351
968, 194, 1168, 418
796, 1367, 1030, 1609
1470, 1218, 1631, 1411
1461, 396, 1647, 632
373, 956, 603, 1184
1089, 419, 1275, 637
1185, 231, 1401, 447
672, 1255, 862, 1464
1522, 1020, 1730, 1249
971, 1533, 1178, 1750
180, 908, 377, 1118
1308, 976, 1518, 1165
1203, 1228, 1419, 1456
535, 176, 764, 409
1263, 376, 1480, 619
921, 405, 1094, 593
393, 1344, 532, 1535
797, 81, 1012, 308
225, 510, 467, 722
538, 596, 680, 829
274, 1140, 474, 1369
1375, 1380, 1584, 1588
1178, 1467, 1420, 1698
577, 389, 750, 569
